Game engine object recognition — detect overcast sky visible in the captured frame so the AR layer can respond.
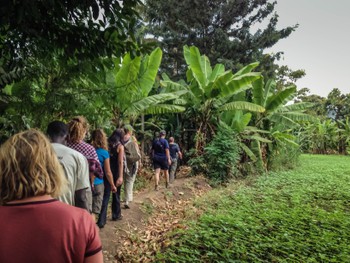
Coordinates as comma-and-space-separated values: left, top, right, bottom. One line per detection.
266, 0, 350, 97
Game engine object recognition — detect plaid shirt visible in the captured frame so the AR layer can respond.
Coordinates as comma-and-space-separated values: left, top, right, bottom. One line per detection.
66, 141, 99, 162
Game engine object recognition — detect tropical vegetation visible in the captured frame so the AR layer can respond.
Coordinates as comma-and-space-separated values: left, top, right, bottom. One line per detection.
1, 0, 349, 179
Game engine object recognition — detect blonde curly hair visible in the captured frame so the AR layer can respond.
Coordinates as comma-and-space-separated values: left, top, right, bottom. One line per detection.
67, 116, 89, 143
0, 129, 66, 205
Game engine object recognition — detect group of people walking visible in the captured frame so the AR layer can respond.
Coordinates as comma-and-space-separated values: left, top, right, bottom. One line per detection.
49, 117, 141, 229
0, 115, 182, 262
151, 130, 182, 190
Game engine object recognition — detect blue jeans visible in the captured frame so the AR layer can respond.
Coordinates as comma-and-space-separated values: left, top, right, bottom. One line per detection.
97, 178, 122, 227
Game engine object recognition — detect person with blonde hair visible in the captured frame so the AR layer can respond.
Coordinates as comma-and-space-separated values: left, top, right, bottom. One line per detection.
0, 129, 103, 263
91, 128, 117, 220
66, 116, 103, 214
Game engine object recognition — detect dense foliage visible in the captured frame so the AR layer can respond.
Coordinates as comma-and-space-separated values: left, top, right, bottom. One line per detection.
189, 125, 240, 184
296, 88, 350, 154
0, 0, 148, 87
144, 0, 297, 79
157, 155, 350, 262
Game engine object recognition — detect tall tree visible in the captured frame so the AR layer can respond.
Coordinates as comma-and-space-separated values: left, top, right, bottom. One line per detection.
144, 0, 297, 79
0, 0, 144, 87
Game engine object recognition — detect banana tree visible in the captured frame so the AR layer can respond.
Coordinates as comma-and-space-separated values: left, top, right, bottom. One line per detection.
161, 45, 264, 153
106, 47, 186, 127
249, 77, 315, 168
337, 117, 350, 154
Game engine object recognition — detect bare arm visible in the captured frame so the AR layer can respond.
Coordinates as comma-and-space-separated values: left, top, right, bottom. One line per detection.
116, 145, 124, 186
84, 251, 103, 263
89, 172, 95, 186
166, 148, 171, 165
104, 158, 116, 192
178, 151, 183, 160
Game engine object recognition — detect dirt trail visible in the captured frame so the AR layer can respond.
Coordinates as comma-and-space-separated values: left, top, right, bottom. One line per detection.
98, 168, 211, 262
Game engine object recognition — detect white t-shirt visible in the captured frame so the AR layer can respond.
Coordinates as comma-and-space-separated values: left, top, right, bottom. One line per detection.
52, 143, 90, 206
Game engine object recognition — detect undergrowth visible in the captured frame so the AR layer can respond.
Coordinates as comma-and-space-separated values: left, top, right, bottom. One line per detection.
157, 154, 350, 262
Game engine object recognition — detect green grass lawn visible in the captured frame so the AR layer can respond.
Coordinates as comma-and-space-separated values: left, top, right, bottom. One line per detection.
158, 154, 350, 262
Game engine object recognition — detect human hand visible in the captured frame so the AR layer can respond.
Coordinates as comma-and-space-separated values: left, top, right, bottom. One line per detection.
168, 159, 171, 165
116, 177, 123, 186
111, 185, 117, 193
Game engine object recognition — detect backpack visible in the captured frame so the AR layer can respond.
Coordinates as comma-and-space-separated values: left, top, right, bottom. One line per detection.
124, 139, 141, 164
153, 138, 165, 155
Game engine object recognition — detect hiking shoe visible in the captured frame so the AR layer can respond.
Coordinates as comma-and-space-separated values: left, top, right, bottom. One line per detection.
112, 215, 123, 221
124, 204, 130, 209
155, 185, 159, 191
165, 182, 169, 188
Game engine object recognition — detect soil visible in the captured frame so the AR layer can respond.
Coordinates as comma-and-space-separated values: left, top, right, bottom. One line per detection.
98, 166, 211, 262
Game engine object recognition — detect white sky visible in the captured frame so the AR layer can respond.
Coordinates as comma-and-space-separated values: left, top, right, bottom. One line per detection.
266, 0, 350, 97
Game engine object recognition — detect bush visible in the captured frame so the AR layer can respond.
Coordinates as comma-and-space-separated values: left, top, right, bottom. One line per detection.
189, 125, 240, 184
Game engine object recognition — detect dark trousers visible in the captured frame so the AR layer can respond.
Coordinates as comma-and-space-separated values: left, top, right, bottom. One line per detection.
97, 176, 122, 227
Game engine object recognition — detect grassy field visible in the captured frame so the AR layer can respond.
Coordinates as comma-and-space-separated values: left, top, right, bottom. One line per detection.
157, 154, 350, 262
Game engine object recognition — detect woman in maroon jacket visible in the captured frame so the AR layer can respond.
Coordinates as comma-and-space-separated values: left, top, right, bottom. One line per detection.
0, 129, 103, 263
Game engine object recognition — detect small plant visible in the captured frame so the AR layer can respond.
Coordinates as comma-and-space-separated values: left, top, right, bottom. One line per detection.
140, 200, 155, 215
268, 143, 301, 171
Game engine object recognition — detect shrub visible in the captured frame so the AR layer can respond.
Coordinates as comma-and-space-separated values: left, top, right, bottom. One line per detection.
189, 125, 240, 184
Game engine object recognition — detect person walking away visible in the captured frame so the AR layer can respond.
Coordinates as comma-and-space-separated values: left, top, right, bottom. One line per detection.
46, 121, 90, 211
123, 125, 141, 209
152, 130, 171, 190
97, 129, 124, 228
91, 129, 117, 221
66, 116, 104, 215
168, 137, 183, 183
0, 129, 103, 263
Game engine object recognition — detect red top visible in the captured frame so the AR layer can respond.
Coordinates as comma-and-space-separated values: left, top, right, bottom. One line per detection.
0, 199, 102, 263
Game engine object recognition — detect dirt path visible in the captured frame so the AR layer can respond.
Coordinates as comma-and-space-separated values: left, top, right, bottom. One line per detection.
98, 168, 211, 262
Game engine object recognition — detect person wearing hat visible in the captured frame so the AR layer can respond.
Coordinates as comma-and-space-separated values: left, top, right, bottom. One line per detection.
151, 130, 171, 190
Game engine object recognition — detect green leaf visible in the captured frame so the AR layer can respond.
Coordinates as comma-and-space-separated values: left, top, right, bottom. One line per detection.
208, 64, 225, 82
252, 78, 264, 106
183, 45, 211, 91
143, 104, 186, 114
268, 114, 298, 127
233, 62, 259, 76
139, 47, 163, 96
222, 72, 261, 97
220, 101, 265, 112
266, 86, 296, 113
278, 102, 314, 112
262, 79, 276, 107
240, 143, 257, 161
250, 135, 272, 143
124, 90, 187, 116
225, 110, 252, 132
